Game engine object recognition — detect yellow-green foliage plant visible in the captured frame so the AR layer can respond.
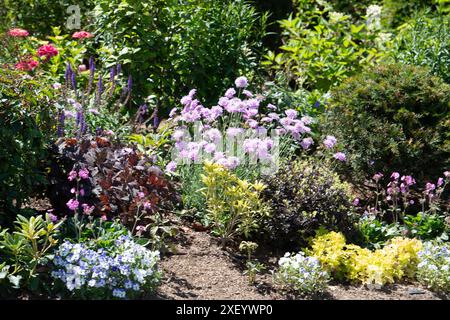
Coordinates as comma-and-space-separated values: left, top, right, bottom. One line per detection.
308, 231, 422, 286
200, 161, 271, 245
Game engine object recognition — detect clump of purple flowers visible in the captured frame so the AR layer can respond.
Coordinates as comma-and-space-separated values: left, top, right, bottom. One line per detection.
167, 76, 341, 173
51, 235, 161, 299
365, 170, 449, 222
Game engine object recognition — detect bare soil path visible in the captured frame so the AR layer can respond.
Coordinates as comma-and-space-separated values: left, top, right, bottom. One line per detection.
156, 226, 444, 300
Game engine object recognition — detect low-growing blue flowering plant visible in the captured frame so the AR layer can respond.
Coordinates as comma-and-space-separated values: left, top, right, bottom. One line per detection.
274, 251, 329, 295
51, 235, 161, 299
417, 242, 450, 293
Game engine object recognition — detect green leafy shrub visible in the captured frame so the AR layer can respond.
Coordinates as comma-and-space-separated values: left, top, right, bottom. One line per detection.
392, 15, 450, 84
263, 0, 387, 93
403, 213, 448, 241
0, 0, 95, 36
417, 241, 450, 294
261, 158, 355, 248
382, 0, 435, 28
0, 68, 53, 220
0, 213, 62, 296
357, 216, 402, 250
91, 0, 267, 113
322, 63, 450, 184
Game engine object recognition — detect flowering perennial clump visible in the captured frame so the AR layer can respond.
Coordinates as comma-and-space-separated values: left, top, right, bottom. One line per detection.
275, 252, 329, 295
51, 236, 161, 299
168, 76, 345, 173
417, 242, 450, 293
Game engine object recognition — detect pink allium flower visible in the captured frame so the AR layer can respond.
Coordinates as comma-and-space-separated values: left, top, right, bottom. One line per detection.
267, 104, 277, 110
188, 89, 197, 97
165, 161, 177, 173
78, 168, 89, 180
234, 76, 248, 88
425, 182, 436, 192
37, 44, 59, 60
323, 135, 337, 149
246, 119, 258, 129
246, 99, 259, 110
66, 199, 79, 211
444, 171, 450, 178
8, 28, 29, 37
53, 83, 62, 89
68, 170, 78, 181
437, 177, 444, 187
226, 127, 243, 137
15, 58, 38, 71
138, 192, 145, 199
268, 113, 280, 120
79, 188, 85, 196
72, 31, 94, 39
333, 152, 346, 162
225, 88, 236, 99
101, 215, 107, 221
285, 109, 298, 119
204, 143, 216, 154
300, 137, 314, 150
105, 130, 114, 136
353, 198, 360, 206
180, 95, 192, 106
70, 188, 76, 194
172, 130, 185, 141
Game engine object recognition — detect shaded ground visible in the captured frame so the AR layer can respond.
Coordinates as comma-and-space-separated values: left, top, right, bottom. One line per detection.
156, 225, 444, 300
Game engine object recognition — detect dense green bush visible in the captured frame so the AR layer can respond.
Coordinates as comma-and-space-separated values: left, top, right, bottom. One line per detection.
0, 68, 54, 221
382, 0, 435, 28
91, 0, 267, 114
261, 158, 355, 249
263, 0, 386, 94
0, 0, 95, 36
392, 15, 450, 84
322, 63, 450, 184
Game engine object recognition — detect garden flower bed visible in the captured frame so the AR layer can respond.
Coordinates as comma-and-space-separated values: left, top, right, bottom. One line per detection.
1, 0, 449, 302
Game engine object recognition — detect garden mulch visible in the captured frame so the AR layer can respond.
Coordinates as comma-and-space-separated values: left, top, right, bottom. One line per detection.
156, 224, 445, 301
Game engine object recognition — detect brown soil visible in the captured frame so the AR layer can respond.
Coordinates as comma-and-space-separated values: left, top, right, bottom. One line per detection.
156, 225, 445, 300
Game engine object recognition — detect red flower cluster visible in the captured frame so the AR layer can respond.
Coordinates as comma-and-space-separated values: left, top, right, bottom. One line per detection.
72, 31, 94, 39
7, 28, 29, 37
15, 58, 38, 71
37, 44, 59, 60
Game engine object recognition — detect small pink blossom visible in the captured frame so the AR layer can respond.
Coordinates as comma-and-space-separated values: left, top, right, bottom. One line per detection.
66, 199, 79, 211
78, 168, 89, 179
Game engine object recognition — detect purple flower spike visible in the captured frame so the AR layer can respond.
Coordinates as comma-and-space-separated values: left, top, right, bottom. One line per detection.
57, 111, 65, 137
65, 63, 72, 84
127, 75, 132, 93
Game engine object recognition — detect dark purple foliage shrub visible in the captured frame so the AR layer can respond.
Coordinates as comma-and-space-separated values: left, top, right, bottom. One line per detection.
46, 134, 180, 231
